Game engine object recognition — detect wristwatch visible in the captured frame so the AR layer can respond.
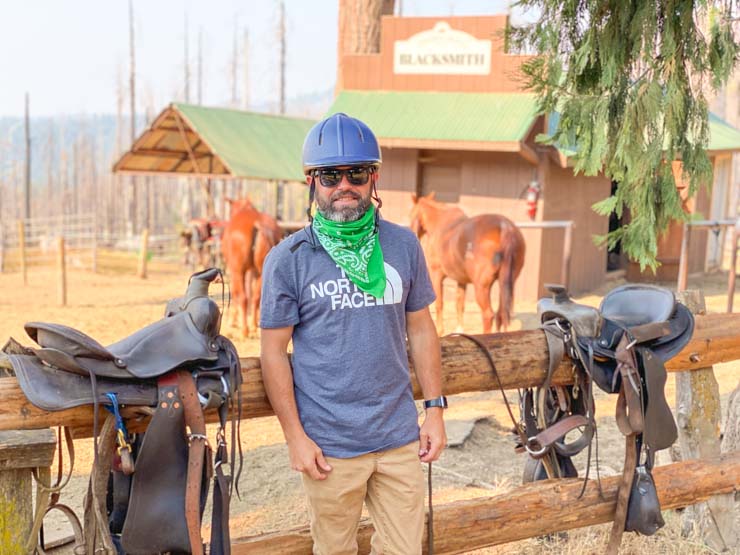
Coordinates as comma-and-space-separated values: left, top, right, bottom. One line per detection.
423, 396, 448, 410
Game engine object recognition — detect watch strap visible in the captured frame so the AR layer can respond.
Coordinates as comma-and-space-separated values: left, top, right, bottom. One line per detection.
423, 396, 448, 409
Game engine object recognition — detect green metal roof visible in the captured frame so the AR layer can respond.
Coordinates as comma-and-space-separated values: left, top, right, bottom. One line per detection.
547, 110, 740, 156
174, 103, 316, 181
327, 91, 540, 144
707, 113, 740, 151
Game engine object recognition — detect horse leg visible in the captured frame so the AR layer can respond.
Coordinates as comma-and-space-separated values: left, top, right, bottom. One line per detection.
241, 270, 251, 338
250, 274, 262, 339
432, 270, 445, 336
228, 264, 249, 337
455, 283, 466, 333
473, 281, 495, 334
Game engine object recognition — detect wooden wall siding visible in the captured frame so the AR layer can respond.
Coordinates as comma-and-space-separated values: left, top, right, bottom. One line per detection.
339, 16, 533, 93
378, 147, 419, 223
541, 166, 611, 296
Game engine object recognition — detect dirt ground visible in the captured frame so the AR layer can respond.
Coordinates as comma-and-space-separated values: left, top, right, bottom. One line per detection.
0, 260, 737, 554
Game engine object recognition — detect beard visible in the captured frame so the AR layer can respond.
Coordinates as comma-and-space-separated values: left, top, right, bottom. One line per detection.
316, 189, 372, 223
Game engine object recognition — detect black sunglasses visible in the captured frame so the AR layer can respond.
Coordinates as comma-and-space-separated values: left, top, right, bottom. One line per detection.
314, 166, 374, 188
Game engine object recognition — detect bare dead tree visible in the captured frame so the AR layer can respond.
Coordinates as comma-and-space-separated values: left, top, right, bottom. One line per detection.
24, 92, 31, 220
241, 28, 250, 111
231, 18, 238, 106
128, 0, 138, 234
197, 27, 203, 104
278, 0, 286, 114
184, 11, 190, 103
45, 120, 54, 219
336, 0, 394, 90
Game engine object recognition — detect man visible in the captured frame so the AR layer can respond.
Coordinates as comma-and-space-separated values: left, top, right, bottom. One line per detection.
260, 112, 447, 555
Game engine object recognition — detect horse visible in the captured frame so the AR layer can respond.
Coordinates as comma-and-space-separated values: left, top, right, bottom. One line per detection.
409, 193, 526, 335
222, 198, 283, 337
180, 217, 227, 270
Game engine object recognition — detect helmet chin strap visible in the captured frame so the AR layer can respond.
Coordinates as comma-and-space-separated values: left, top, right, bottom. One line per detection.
307, 177, 316, 223
371, 178, 382, 233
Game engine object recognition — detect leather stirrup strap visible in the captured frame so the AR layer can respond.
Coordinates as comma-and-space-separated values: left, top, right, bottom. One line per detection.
427, 462, 434, 555
451, 334, 528, 447
84, 414, 118, 555
606, 433, 639, 555
27, 426, 76, 554
177, 370, 207, 555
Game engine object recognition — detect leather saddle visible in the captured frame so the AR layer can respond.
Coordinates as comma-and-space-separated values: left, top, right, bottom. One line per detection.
6, 268, 241, 555
531, 283, 693, 552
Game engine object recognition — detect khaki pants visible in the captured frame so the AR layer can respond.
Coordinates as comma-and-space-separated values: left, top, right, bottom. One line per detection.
301, 442, 425, 555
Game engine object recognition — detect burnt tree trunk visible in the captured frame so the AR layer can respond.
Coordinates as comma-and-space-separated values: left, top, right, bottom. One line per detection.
336, 0, 394, 90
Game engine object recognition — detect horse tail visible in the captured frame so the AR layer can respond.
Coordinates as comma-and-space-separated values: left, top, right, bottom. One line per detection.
496, 223, 525, 331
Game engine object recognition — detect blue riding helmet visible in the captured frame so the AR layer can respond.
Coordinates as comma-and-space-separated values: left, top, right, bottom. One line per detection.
302, 113, 381, 174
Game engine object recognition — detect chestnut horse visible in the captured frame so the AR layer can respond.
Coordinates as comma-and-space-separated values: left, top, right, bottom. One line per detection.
222, 198, 283, 337
409, 193, 526, 335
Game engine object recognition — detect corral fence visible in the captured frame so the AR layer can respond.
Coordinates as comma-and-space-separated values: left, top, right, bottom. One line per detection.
0, 213, 183, 279
677, 218, 740, 312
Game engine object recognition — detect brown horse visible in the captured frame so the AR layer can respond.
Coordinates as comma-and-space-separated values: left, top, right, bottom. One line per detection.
409, 193, 526, 335
222, 198, 283, 337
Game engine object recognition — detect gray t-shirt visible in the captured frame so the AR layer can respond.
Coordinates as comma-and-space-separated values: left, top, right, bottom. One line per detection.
260, 219, 436, 458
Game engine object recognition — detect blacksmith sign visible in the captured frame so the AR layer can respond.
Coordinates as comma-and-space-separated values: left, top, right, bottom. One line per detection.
393, 22, 492, 75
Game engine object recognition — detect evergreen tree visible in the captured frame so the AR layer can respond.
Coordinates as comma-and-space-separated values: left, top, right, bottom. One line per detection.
508, 1, 739, 269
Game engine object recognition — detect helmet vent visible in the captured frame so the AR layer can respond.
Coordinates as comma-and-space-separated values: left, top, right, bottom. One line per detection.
335, 115, 344, 156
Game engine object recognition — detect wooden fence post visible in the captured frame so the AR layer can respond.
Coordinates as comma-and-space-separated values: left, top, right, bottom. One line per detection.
138, 228, 149, 279
57, 237, 67, 307
0, 430, 57, 554
91, 214, 98, 274
677, 223, 691, 291
675, 290, 737, 551
728, 221, 738, 313
560, 222, 573, 289
0, 223, 5, 274
17, 220, 27, 285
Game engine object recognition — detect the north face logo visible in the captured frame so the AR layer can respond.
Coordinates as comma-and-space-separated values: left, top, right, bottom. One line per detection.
309, 262, 403, 310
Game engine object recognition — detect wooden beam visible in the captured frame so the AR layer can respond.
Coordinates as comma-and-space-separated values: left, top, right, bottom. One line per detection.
518, 141, 539, 165
112, 169, 231, 179
231, 452, 740, 554
0, 312, 738, 434
129, 148, 212, 159
380, 137, 523, 152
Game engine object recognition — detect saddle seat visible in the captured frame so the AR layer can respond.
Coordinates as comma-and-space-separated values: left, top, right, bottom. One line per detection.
27, 311, 219, 380
23, 268, 223, 380
599, 284, 675, 327
8, 268, 233, 411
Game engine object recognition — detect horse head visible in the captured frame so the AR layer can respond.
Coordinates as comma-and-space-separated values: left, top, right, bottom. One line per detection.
226, 197, 257, 215
409, 192, 436, 238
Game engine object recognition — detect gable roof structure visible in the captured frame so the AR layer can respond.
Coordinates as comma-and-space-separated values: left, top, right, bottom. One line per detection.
113, 103, 316, 182
328, 90, 540, 152
327, 90, 740, 167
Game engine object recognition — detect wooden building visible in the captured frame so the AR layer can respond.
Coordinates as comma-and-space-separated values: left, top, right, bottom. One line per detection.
327, 14, 740, 301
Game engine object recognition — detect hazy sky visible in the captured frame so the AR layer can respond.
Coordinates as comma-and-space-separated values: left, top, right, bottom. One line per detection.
0, 0, 521, 118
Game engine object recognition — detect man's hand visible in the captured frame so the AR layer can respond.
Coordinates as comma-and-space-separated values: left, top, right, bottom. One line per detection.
418, 408, 446, 462
288, 433, 333, 480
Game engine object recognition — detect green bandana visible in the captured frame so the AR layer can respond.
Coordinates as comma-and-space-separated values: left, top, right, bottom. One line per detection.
312, 206, 386, 298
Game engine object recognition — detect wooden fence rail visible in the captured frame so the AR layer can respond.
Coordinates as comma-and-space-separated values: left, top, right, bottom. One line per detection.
232, 452, 740, 554
0, 312, 738, 435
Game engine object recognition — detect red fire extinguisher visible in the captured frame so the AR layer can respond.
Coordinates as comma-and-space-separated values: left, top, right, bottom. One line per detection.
525, 181, 541, 220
